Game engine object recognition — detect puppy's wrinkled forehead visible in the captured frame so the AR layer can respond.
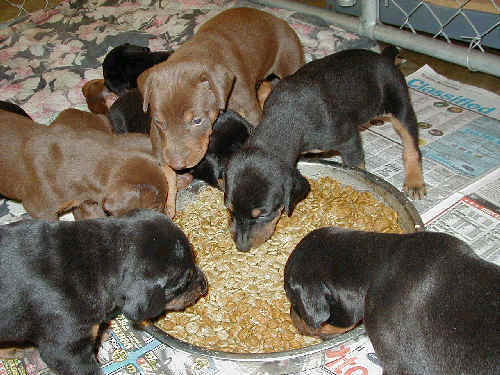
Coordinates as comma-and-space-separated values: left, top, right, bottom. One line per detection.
153, 77, 215, 126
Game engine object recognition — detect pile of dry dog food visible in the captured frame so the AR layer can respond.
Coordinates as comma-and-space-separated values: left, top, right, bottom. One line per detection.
157, 176, 402, 353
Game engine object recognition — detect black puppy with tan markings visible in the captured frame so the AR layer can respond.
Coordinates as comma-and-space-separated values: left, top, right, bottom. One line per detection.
284, 227, 499, 375
103, 43, 171, 96
225, 46, 426, 252
0, 209, 207, 375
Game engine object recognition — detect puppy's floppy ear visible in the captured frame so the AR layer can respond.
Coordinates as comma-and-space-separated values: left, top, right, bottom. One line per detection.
284, 168, 310, 216
137, 69, 153, 113
291, 283, 332, 329
121, 280, 166, 322
201, 65, 234, 110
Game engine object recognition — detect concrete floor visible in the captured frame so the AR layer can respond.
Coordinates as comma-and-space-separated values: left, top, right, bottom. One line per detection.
0, 0, 499, 94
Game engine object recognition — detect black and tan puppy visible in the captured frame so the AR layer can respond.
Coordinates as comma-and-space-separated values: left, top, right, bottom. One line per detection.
103, 43, 171, 96
0, 209, 207, 375
284, 227, 499, 375
225, 47, 426, 252
191, 110, 252, 189
107, 88, 151, 134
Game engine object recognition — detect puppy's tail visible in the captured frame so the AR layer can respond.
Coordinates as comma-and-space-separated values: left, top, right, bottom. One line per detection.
381, 45, 400, 63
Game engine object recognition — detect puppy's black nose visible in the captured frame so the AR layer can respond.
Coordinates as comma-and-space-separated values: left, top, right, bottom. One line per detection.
235, 238, 252, 252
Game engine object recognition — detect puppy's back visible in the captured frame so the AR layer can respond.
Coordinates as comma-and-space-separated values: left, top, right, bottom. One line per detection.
0, 111, 43, 198
364, 231, 499, 375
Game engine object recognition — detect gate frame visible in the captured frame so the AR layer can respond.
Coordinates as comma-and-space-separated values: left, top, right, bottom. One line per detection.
256, 0, 500, 77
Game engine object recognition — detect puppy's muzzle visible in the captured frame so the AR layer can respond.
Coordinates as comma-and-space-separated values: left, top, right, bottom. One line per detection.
231, 212, 282, 252
290, 307, 357, 339
164, 266, 208, 311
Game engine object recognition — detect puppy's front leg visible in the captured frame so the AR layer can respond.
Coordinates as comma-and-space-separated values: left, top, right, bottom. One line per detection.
38, 335, 102, 375
336, 132, 365, 169
162, 164, 178, 218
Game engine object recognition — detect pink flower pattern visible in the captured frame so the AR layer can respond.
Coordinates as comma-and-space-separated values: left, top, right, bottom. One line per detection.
0, 0, 371, 124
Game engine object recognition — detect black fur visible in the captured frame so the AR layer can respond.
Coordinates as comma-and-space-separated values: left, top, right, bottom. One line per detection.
103, 43, 171, 96
0, 209, 207, 375
284, 227, 499, 375
191, 110, 252, 188
0, 100, 31, 119
107, 89, 151, 134
224, 147, 310, 251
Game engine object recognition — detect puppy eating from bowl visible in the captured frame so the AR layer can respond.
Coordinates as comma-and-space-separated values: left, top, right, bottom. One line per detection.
0, 209, 207, 375
224, 46, 426, 252
284, 227, 499, 375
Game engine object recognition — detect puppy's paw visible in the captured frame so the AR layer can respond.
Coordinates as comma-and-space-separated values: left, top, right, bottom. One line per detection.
403, 182, 427, 200
176, 173, 193, 190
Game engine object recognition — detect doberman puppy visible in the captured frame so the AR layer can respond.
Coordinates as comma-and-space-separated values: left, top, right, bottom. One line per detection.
0, 109, 177, 220
107, 94, 253, 190
106, 79, 273, 138
284, 227, 499, 375
0, 209, 208, 375
107, 88, 152, 134
53, 107, 115, 133
103, 43, 171, 96
0, 100, 31, 118
103, 91, 261, 190
190, 110, 252, 189
137, 7, 304, 170
225, 46, 426, 251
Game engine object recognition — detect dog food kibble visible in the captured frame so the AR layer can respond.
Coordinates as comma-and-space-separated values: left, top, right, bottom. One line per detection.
156, 177, 403, 353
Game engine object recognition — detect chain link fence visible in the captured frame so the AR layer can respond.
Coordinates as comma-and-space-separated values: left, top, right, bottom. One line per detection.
258, 0, 500, 77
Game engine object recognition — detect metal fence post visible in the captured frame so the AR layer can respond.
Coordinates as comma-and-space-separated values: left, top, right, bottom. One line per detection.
255, 0, 500, 77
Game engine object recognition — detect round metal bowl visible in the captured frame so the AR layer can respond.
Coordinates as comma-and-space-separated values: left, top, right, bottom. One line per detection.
145, 159, 424, 374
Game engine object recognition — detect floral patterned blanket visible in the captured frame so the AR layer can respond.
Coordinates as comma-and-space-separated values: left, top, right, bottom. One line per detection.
0, 1, 375, 374
0, 0, 374, 126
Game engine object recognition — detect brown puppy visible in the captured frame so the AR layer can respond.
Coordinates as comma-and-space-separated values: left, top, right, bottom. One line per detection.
52, 107, 114, 133
82, 79, 118, 114
0, 109, 177, 220
137, 7, 304, 170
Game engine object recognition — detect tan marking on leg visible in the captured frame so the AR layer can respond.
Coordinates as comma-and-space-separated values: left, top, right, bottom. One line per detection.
387, 116, 426, 199
0, 348, 31, 359
90, 324, 100, 341
56, 199, 84, 216
257, 81, 273, 110
162, 164, 178, 218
